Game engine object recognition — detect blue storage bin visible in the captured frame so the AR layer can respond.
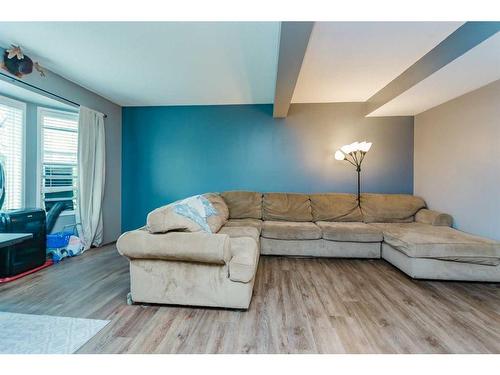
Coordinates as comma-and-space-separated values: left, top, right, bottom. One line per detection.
46, 231, 73, 249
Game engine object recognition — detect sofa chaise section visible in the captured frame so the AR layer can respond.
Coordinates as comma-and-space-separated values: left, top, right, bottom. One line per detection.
381, 244, 500, 282
356, 194, 500, 281
117, 229, 259, 309
372, 222, 500, 281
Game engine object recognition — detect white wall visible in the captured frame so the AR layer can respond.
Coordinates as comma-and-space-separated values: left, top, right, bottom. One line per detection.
414, 79, 500, 240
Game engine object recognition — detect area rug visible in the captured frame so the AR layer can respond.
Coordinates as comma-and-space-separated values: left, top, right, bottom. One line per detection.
0, 312, 110, 354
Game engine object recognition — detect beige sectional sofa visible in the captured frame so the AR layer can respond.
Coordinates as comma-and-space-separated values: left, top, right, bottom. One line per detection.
117, 191, 500, 309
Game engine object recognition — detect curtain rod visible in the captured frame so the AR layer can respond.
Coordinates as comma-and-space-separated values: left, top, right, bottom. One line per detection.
0, 71, 108, 118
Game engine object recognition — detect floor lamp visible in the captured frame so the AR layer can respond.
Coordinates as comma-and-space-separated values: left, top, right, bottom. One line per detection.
334, 141, 372, 206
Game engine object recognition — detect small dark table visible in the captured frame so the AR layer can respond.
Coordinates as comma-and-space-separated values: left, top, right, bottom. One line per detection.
0, 233, 33, 248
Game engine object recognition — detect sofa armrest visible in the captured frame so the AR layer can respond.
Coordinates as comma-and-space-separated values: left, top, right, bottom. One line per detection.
228, 237, 259, 283
415, 209, 453, 227
116, 229, 231, 264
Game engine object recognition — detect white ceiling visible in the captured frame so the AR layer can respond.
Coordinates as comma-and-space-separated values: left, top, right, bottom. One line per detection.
368, 32, 500, 116
0, 21, 497, 114
292, 22, 463, 103
0, 22, 280, 106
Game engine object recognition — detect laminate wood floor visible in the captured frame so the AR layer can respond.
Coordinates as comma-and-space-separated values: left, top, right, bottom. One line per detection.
0, 244, 499, 353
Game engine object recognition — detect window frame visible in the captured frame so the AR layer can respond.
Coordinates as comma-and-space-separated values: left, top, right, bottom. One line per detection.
0, 94, 26, 210
36, 106, 79, 215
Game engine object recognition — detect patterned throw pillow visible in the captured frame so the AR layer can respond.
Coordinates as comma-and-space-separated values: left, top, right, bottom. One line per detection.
146, 195, 218, 234
173, 195, 217, 233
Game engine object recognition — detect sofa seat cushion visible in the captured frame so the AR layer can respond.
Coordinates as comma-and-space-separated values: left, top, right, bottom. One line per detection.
310, 193, 362, 222
221, 191, 262, 219
317, 221, 383, 242
218, 226, 260, 243
261, 221, 322, 240
372, 223, 500, 262
223, 218, 263, 233
229, 237, 260, 283
361, 194, 426, 223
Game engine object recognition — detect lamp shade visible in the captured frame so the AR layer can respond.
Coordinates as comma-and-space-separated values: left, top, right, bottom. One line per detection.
340, 144, 352, 154
334, 150, 346, 160
336, 140, 373, 161
349, 141, 360, 152
358, 141, 372, 152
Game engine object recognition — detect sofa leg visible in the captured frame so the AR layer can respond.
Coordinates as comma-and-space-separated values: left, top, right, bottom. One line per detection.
126, 292, 134, 306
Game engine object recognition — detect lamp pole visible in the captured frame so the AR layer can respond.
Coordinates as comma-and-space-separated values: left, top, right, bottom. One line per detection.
357, 165, 361, 206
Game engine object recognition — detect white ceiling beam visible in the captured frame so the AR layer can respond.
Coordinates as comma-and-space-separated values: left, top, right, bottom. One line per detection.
366, 22, 500, 116
273, 22, 314, 118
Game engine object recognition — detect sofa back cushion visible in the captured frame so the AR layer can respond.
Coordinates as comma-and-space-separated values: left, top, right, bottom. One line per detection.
203, 193, 229, 233
221, 191, 262, 219
309, 193, 362, 222
361, 193, 426, 223
263, 193, 313, 221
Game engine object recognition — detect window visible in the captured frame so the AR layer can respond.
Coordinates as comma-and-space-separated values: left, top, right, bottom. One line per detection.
38, 108, 79, 213
0, 95, 25, 210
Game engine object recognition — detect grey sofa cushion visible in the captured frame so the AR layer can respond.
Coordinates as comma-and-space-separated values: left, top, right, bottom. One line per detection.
218, 226, 260, 243
361, 194, 426, 223
263, 193, 313, 221
221, 191, 262, 219
371, 223, 500, 260
223, 218, 263, 233
310, 193, 362, 222
317, 221, 383, 242
261, 221, 322, 240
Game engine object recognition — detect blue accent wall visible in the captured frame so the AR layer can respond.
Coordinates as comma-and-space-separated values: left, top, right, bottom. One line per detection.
122, 103, 413, 231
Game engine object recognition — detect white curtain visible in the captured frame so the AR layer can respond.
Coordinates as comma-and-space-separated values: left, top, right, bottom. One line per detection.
77, 106, 106, 251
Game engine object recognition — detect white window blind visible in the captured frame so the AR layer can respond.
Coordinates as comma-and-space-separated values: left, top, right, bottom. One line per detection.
0, 95, 25, 210
39, 108, 79, 213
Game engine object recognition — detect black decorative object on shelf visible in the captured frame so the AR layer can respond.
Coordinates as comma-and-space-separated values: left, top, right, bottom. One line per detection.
0, 45, 46, 78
